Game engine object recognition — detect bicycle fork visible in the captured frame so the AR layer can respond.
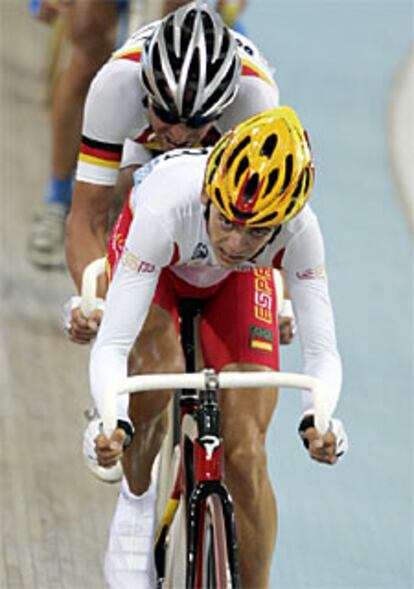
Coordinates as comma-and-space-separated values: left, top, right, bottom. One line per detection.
186, 381, 241, 589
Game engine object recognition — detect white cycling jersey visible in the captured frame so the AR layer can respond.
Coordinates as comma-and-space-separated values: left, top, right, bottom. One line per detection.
89, 149, 342, 423
76, 23, 279, 186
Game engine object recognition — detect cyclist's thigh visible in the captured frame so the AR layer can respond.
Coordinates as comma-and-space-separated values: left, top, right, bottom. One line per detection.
199, 269, 280, 372
128, 302, 183, 377
219, 364, 279, 450
127, 274, 184, 421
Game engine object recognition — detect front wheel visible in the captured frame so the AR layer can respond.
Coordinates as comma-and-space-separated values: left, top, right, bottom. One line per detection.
202, 494, 232, 588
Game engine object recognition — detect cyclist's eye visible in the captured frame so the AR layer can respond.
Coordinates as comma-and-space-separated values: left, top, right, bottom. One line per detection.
218, 214, 233, 229
250, 228, 272, 239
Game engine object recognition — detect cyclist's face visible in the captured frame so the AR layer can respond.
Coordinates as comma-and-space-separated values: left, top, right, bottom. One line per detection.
148, 102, 213, 151
207, 204, 275, 268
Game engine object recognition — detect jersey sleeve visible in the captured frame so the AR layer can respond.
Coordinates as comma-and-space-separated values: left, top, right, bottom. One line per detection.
89, 262, 161, 420
124, 204, 175, 268
218, 74, 280, 132
76, 61, 144, 186
283, 214, 343, 418
120, 138, 152, 169
89, 176, 176, 418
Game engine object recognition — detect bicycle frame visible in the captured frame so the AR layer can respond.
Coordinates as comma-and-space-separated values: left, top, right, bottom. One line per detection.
100, 370, 329, 588
81, 258, 331, 586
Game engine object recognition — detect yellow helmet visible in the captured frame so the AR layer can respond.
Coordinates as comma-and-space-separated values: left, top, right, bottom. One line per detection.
205, 106, 314, 226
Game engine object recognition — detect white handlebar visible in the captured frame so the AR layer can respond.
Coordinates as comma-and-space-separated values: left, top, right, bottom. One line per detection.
102, 371, 330, 437
81, 261, 330, 483
80, 257, 106, 318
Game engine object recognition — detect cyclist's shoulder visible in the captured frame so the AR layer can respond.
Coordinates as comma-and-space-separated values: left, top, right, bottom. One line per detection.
84, 51, 147, 139
233, 31, 277, 88
111, 21, 157, 64
218, 36, 279, 130
131, 148, 210, 215
258, 207, 322, 269
90, 22, 154, 91
282, 205, 320, 241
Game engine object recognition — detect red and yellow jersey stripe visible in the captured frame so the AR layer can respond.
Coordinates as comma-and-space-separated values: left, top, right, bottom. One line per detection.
78, 136, 123, 170
240, 58, 275, 88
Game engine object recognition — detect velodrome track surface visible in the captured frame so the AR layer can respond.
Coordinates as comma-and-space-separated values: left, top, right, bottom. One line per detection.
1, 5, 117, 587
1, 1, 412, 588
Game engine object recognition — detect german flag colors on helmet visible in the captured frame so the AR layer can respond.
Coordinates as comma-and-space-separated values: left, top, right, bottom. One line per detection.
205, 106, 315, 226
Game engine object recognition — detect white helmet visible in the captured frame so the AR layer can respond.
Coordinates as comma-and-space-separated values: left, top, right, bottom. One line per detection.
141, 1, 241, 123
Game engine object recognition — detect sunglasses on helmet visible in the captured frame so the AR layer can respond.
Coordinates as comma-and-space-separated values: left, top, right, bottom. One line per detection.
151, 102, 220, 129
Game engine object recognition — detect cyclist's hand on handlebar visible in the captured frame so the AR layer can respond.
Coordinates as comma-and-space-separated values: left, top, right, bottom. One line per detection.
298, 415, 348, 465
95, 427, 127, 468
63, 296, 105, 344
70, 307, 103, 344
278, 316, 295, 345
278, 299, 296, 345
301, 427, 338, 465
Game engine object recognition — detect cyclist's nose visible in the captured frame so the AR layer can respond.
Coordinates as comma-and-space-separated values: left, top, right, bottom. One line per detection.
225, 230, 249, 254
167, 124, 191, 143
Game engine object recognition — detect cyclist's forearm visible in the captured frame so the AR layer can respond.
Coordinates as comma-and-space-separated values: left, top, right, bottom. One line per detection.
66, 181, 113, 293
289, 275, 342, 416
89, 265, 160, 418
66, 215, 107, 293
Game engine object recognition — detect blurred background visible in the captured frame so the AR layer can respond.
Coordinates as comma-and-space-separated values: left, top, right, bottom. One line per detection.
0, 0, 412, 587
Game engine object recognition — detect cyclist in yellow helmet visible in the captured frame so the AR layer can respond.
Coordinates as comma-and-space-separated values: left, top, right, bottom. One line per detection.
86, 106, 348, 587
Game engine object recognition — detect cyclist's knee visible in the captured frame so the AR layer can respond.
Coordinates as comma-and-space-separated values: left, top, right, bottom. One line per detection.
128, 391, 172, 427
224, 429, 268, 495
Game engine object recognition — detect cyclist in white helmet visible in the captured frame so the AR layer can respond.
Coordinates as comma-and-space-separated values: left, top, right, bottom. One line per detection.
64, 5, 294, 584
66, 2, 296, 343
66, 1, 280, 318
27, 0, 246, 270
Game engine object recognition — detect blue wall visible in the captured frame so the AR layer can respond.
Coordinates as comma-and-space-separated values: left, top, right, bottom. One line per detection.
243, 1, 413, 586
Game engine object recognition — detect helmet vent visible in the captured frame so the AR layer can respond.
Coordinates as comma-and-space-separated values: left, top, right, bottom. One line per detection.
204, 57, 237, 112
244, 173, 259, 201
181, 11, 197, 53
141, 69, 151, 94
260, 134, 278, 158
284, 200, 296, 217
184, 49, 201, 115
281, 154, 293, 194
164, 20, 180, 76
292, 170, 304, 197
230, 204, 254, 221
164, 17, 175, 53
212, 147, 225, 172
215, 187, 225, 209
226, 136, 250, 173
264, 169, 279, 197
152, 45, 174, 108
202, 11, 216, 56
207, 147, 225, 185
235, 155, 249, 187
303, 166, 311, 195
259, 211, 279, 225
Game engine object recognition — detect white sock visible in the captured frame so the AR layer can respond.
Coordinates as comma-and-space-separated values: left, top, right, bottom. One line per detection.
104, 476, 157, 589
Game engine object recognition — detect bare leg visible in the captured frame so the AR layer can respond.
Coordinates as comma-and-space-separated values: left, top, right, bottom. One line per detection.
160, 0, 189, 17
51, 1, 118, 178
28, 1, 118, 267
220, 364, 278, 588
